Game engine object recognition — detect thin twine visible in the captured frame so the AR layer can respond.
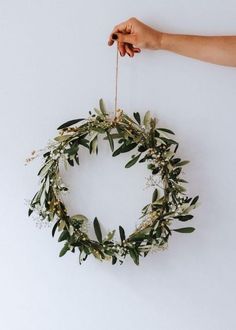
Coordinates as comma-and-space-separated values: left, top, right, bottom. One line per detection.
114, 44, 119, 117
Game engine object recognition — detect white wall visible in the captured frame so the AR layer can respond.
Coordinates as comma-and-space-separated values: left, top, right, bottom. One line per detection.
1, 1, 236, 329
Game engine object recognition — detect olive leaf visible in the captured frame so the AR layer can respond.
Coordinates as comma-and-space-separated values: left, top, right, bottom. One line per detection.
152, 188, 158, 203
112, 142, 137, 157
190, 195, 199, 206
125, 154, 141, 168
172, 227, 195, 233
54, 135, 72, 142
143, 110, 151, 128
78, 138, 89, 149
129, 248, 139, 265
133, 112, 141, 125
59, 242, 70, 257
93, 217, 102, 243
57, 119, 85, 130
119, 225, 126, 242
106, 131, 114, 152
122, 143, 137, 153
58, 230, 70, 242
52, 220, 60, 237
157, 128, 175, 135
112, 256, 117, 265
176, 160, 190, 167
174, 215, 194, 221
89, 134, 98, 154
99, 98, 107, 116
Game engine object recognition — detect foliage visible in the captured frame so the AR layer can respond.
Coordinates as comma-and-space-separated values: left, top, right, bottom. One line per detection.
28, 99, 199, 265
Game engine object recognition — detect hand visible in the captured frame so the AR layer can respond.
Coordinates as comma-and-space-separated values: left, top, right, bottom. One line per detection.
108, 17, 163, 57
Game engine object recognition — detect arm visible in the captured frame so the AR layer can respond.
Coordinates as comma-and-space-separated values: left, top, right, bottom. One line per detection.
161, 33, 236, 67
108, 17, 236, 67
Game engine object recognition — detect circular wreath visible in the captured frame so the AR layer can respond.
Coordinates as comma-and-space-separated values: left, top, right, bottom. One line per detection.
28, 99, 199, 265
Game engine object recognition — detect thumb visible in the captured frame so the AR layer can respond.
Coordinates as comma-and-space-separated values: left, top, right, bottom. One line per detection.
113, 32, 135, 45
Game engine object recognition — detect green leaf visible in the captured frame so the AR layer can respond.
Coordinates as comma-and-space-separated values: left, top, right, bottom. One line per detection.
78, 138, 89, 149
131, 228, 150, 240
28, 208, 33, 217
59, 242, 70, 257
74, 154, 80, 166
159, 137, 178, 145
54, 135, 72, 142
157, 128, 175, 135
143, 111, 151, 128
99, 98, 107, 116
112, 144, 124, 157
133, 112, 141, 124
176, 160, 190, 167
152, 188, 158, 203
172, 227, 195, 233
125, 154, 141, 168
57, 119, 85, 130
58, 230, 70, 242
89, 135, 98, 154
119, 225, 126, 242
174, 215, 194, 221
129, 248, 139, 265
106, 131, 114, 152
67, 158, 74, 166
52, 220, 60, 237
66, 143, 79, 156
93, 217, 102, 243
121, 143, 137, 153
190, 195, 199, 206
139, 155, 148, 163
112, 256, 117, 265
178, 178, 188, 184
37, 160, 53, 177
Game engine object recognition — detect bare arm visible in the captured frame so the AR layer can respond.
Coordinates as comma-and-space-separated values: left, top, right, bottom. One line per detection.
161, 33, 236, 67
108, 17, 236, 67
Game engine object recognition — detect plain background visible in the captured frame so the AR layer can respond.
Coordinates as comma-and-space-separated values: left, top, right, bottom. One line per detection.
1, 1, 236, 330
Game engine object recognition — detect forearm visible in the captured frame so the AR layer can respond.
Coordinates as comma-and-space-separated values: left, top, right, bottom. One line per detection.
160, 33, 236, 67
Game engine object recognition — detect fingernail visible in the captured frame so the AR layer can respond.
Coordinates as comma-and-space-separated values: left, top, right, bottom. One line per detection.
112, 33, 118, 40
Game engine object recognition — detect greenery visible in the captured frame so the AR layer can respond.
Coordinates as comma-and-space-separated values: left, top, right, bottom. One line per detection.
28, 99, 199, 265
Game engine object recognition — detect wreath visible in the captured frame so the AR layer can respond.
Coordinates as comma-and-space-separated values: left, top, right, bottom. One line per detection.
28, 99, 199, 265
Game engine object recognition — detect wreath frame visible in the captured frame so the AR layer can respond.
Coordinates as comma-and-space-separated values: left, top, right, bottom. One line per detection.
28, 99, 199, 265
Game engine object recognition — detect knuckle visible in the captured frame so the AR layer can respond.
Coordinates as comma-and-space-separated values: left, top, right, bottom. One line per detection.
129, 17, 137, 22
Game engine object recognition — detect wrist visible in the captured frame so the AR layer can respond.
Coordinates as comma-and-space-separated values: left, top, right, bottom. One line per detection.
159, 32, 170, 50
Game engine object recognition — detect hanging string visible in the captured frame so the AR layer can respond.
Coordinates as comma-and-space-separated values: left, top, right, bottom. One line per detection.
114, 43, 119, 117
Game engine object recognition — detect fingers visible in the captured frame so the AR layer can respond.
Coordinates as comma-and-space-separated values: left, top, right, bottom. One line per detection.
108, 32, 135, 47
107, 19, 141, 57
125, 43, 133, 57
108, 33, 141, 57
118, 41, 126, 57
117, 42, 141, 57
120, 43, 141, 57
108, 20, 132, 45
